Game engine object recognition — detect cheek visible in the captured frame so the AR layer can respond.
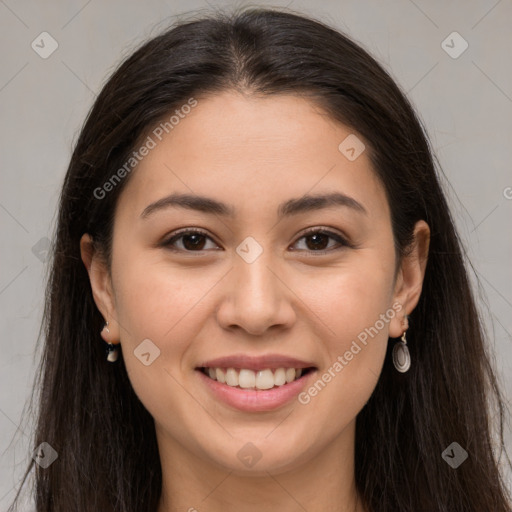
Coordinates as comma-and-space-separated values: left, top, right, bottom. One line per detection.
112, 247, 208, 344
295, 252, 395, 405
308, 251, 396, 336
110, 249, 212, 401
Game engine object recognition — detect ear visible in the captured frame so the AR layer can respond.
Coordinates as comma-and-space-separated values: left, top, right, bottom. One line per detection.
388, 220, 430, 338
80, 233, 120, 345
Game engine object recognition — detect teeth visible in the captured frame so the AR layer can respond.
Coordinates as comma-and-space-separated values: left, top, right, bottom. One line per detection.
225, 368, 238, 387
215, 368, 226, 384
274, 368, 286, 386
239, 369, 256, 389
203, 367, 309, 389
255, 369, 274, 390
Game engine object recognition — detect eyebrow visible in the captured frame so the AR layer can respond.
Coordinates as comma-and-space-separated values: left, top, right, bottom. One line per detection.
139, 191, 368, 219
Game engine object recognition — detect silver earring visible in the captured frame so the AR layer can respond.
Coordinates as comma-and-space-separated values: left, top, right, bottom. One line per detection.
103, 321, 119, 362
392, 331, 411, 373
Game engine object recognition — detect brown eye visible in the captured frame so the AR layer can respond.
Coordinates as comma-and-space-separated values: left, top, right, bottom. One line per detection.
291, 229, 348, 253
163, 229, 218, 252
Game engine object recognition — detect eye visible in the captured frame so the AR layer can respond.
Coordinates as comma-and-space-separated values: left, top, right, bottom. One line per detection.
291, 228, 349, 253
162, 228, 219, 252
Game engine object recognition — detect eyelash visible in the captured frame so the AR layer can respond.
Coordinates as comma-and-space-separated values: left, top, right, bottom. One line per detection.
162, 227, 351, 255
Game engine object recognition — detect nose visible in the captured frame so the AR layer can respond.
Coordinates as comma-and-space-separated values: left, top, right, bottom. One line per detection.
215, 247, 296, 336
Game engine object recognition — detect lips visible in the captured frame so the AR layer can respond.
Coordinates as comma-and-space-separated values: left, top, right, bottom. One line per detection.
196, 364, 318, 412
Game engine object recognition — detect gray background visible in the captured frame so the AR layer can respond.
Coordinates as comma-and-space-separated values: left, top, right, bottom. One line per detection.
1, 0, 511, 508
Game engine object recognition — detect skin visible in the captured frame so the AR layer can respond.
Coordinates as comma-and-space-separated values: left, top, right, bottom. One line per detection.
81, 90, 429, 512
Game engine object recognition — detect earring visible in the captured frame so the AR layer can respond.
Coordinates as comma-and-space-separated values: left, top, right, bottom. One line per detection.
392, 330, 411, 373
103, 321, 119, 363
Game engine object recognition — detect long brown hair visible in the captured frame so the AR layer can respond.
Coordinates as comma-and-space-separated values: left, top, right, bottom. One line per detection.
8, 6, 512, 511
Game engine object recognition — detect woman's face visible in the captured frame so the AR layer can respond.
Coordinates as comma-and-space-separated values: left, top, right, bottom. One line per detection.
82, 91, 428, 475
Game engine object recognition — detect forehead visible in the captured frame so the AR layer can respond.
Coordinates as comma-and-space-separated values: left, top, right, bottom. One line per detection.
115, 91, 388, 223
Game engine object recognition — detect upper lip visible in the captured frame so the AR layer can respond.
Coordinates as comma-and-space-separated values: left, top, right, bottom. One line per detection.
196, 354, 317, 371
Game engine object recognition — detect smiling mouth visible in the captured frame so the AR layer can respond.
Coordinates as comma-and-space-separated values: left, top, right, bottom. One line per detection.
197, 366, 316, 390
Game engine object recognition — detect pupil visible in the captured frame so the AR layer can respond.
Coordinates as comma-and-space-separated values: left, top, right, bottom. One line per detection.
184, 234, 205, 250
307, 233, 328, 250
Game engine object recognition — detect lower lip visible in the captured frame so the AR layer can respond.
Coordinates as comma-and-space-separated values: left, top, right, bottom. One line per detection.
196, 369, 316, 412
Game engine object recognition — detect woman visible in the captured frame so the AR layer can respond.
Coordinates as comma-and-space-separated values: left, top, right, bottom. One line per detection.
8, 6, 511, 512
